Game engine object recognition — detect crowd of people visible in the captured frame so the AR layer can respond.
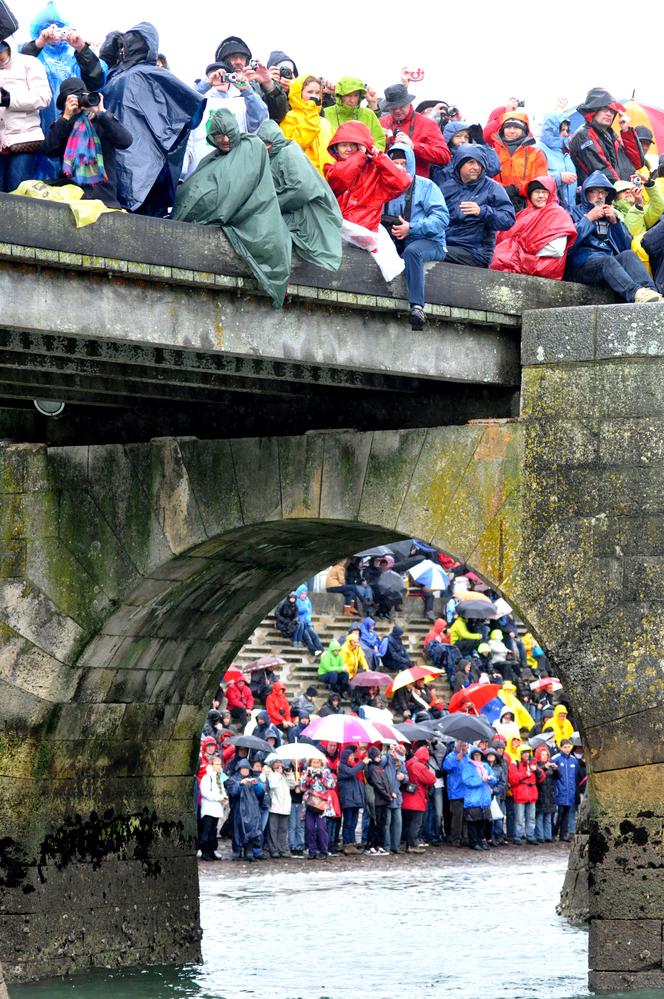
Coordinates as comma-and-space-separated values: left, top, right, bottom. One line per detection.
2, 5, 664, 324
195, 544, 587, 862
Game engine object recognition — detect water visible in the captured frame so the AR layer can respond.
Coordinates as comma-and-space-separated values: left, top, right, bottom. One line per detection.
7, 853, 661, 999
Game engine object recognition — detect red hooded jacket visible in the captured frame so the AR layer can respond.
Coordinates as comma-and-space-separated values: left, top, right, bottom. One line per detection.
266, 681, 292, 727
225, 679, 254, 711
380, 105, 450, 177
508, 756, 539, 803
490, 175, 577, 280
402, 746, 436, 812
325, 121, 411, 230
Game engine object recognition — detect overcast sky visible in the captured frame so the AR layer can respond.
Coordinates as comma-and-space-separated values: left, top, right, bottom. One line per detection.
19, 0, 664, 128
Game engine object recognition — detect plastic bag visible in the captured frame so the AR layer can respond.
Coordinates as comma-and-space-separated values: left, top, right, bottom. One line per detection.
10, 180, 122, 228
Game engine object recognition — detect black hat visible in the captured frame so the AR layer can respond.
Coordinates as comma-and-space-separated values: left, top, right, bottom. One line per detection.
577, 87, 618, 114
387, 146, 408, 160
415, 99, 444, 113
382, 83, 415, 111
205, 61, 228, 77
635, 125, 654, 143
215, 35, 251, 65
56, 76, 86, 111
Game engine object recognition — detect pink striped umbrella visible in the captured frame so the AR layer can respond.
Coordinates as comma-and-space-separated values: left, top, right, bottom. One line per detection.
301, 715, 385, 744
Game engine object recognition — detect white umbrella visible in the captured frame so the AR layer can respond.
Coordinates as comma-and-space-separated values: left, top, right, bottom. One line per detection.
360, 705, 395, 724
409, 559, 449, 593
266, 744, 327, 763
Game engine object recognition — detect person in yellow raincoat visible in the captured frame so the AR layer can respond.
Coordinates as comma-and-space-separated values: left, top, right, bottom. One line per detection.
543, 703, 574, 747
505, 735, 523, 762
339, 632, 368, 680
498, 680, 534, 732
279, 74, 333, 175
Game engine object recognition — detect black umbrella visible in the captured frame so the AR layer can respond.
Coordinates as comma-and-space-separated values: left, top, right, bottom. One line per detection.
375, 570, 406, 599
394, 723, 436, 741
436, 714, 495, 742
228, 734, 275, 754
355, 544, 395, 558
457, 599, 499, 619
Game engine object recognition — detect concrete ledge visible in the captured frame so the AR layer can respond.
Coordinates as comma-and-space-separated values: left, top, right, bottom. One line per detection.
522, 303, 664, 366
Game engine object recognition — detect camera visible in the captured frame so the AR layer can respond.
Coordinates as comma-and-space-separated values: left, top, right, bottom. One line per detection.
279, 67, 293, 79
595, 218, 610, 239
249, 59, 260, 69
446, 104, 459, 118
223, 72, 240, 84
78, 91, 101, 109
52, 26, 70, 39
517, 99, 525, 108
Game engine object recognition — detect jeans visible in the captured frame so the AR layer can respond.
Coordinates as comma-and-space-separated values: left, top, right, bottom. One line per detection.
514, 801, 537, 843
320, 670, 350, 695
288, 799, 305, 850
570, 250, 656, 302
402, 809, 424, 848
443, 243, 483, 267
492, 816, 505, 841
425, 786, 444, 842
342, 806, 360, 845
326, 584, 372, 607
384, 806, 403, 851
0, 151, 37, 193
555, 804, 577, 840
305, 807, 329, 857
535, 811, 554, 841
327, 816, 341, 851
293, 622, 323, 653
402, 238, 446, 306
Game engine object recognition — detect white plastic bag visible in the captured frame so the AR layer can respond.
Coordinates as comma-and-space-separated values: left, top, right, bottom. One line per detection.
340, 219, 405, 283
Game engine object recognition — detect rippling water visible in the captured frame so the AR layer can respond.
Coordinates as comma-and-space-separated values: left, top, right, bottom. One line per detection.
7, 852, 658, 999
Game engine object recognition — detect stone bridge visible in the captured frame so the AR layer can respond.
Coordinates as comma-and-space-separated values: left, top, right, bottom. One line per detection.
0, 200, 663, 992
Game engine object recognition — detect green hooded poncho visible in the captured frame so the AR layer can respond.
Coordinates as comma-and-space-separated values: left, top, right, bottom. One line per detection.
256, 120, 342, 272
172, 107, 292, 307
318, 640, 344, 677
323, 76, 386, 150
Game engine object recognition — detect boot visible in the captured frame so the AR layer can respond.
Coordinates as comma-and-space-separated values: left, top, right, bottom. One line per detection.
343, 604, 354, 617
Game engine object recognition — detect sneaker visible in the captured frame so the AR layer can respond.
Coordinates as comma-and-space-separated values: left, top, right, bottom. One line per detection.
314, 650, 323, 659
409, 305, 426, 330
408, 845, 426, 854
365, 847, 378, 855
376, 847, 389, 855
634, 287, 664, 303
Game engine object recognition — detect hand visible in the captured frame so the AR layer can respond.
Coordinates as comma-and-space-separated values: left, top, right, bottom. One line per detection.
459, 201, 481, 216
63, 94, 80, 120
586, 205, 605, 222
391, 216, 410, 240
400, 66, 411, 85
603, 206, 617, 224
208, 69, 226, 88
36, 24, 59, 48
397, 773, 405, 781
365, 86, 378, 110
67, 30, 85, 51
86, 93, 104, 118
322, 79, 336, 96
561, 172, 576, 184
618, 111, 631, 131
505, 97, 519, 113
248, 61, 271, 88
232, 71, 250, 91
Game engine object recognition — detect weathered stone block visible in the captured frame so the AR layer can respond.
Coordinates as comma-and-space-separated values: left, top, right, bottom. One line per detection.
589, 919, 662, 971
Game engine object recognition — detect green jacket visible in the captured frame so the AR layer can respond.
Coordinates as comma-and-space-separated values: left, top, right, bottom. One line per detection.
318, 641, 344, 677
172, 108, 292, 307
256, 120, 342, 271
614, 182, 664, 238
324, 76, 386, 150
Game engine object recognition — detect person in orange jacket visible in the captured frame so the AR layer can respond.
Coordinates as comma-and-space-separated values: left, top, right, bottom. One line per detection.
484, 103, 548, 212
265, 680, 294, 730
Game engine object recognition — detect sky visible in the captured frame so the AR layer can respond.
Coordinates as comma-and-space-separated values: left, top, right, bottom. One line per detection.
18, 0, 664, 129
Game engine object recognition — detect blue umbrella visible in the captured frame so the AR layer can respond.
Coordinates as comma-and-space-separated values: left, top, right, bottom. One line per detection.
409, 559, 449, 591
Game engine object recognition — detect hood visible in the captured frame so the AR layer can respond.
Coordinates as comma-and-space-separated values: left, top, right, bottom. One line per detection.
553, 704, 570, 722
498, 705, 516, 723
389, 142, 416, 177
391, 625, 404, 637
581, 170, 616, 204
125, 22, 159, 64
207, 709, 222, 725
361, 617, 375, 630
215, 35, 251, 64
489, 629, 503, 641
267, 49, 299, 76
368, 746, 382, 761
507, 737, 522, 758
206, 107, 242, 149
468, 746, 484, 760
200, 736, 217, 753
577, 87, 621, 116
502, 681, 517, 694
328, 640, 342, 653
255, 710, 270, 726
335, 75, 366, 101
541, 111, 572, 151
452, 142, 490, 179
257, 119, 287, 155
443, 120, 483, 145
498, 109, 532, 137
271, 681, 286, 694
30, 1, 67, 38
340, 746, 356, 763
295, 584, 309, 599
527, 174, 558, 205
288, 73, 322, 112
328, 119, 375, 153
413, 746, 430, 763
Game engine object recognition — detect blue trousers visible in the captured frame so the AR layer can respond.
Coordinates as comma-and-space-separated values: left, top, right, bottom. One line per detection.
0, 151, 37, 193
342, 806, 360, 845
402, 238, 446, 306
293, 622, 323, 653
288, 801, 305, 849
514, 801, 537, 843
570, 250, 656, 302
384, 807, 403, 851
535, 811, 554, 841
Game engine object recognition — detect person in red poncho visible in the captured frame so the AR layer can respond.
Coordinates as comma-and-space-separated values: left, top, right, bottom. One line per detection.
265, 680, 294, 730
490, 176, 577, 280
325, 120, 410, 282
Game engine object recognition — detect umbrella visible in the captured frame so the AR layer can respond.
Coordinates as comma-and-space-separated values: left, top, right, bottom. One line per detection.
223, 666, 244, 682
301, 714, 384, 744
228, 734, 275, 754
530, 677, 563, 693
456, 590, 493, 603
390, 664, 442, 693
408, 559, 450, 592
266, 744, 327, 763
449, 683, 502, 714
394, 722, 436, 742
372, 720, 411, 743
436, 713, 495, 742
374, 569, 406, 600
246, 655, 287, 672
350, 671, 393, 688
529, 731, 557, 749
566, 98, 664, 154
457, 599, 499, 619
493, 597, 512, 617
354, 544, 395, 558
571, 732, 583, 747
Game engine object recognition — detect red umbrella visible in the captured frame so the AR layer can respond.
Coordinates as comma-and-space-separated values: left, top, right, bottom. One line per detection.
449, 683, 502, 714
350, 671, 393, 688
530, 677, 563, 693
390, 664, 443, 693
223, 666, 244, 682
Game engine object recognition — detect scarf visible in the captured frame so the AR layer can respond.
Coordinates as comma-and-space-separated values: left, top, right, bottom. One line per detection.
62, 114, 106, 186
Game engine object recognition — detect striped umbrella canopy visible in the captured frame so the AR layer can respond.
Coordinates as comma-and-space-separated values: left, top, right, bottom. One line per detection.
390, 664, 443, 693
301, 714, 385, 744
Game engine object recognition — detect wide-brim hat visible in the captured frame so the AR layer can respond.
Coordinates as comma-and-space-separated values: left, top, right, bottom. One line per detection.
382, 83, 415, 111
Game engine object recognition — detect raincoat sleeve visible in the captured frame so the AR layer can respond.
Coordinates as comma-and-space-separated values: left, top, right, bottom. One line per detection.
409, 185, 449, 240
644, 182, 664, 229
479, 185, 516, 232
259, 82, 288, 123
621, 127, 645, 171
6, 56, 51, 112
243, 87, 268, 132
373, 151, 413, 198
76, 44, 106, 90
483, 106, 506, 146
367, 110, 387, 151
324, 150, 366, 194
412, 117, 450, 167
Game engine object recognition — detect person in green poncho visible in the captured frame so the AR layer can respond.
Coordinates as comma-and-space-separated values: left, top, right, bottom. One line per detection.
324, 76, 386, 151
172, 106, 291, 307
317, 639, 350, 696
256, 119, 342, 271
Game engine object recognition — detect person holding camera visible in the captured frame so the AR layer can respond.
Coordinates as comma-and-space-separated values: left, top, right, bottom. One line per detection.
483, 104, 548, 212
565, 170, 662, 302
41, 77, 132, 208
182, 61, 268, 179
208, 36, 288, 123
569, 88, 644, 184
380, 82, 450, 178
0, 38, 50, 191
383, 142, 449, 330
